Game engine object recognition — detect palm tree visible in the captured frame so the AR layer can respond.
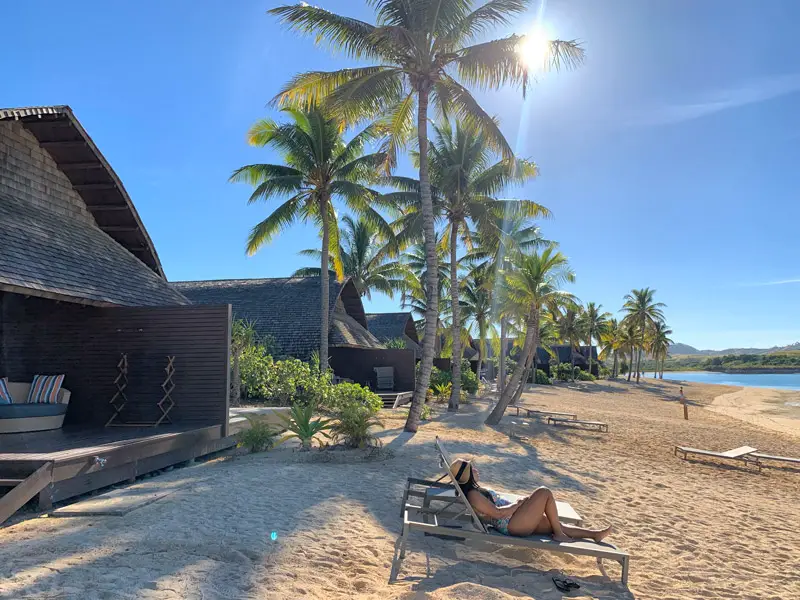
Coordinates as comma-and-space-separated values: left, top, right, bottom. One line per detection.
294, 216, 406, 300
230, 319, 256, 407
461, 270, 493, 382
599, 318, 622, 378
270, 0, 584, 431
555, 305, 583, 381
649, 321, 674, 379
394, 121, 545, 409
230, 106, 391, 370
621, 288, 666, 383
619, 321, 639, 381
583, 302, 611, 377
485, 245, 575, 425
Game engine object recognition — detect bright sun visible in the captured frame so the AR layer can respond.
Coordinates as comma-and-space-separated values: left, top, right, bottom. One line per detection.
519, 27, 552, 70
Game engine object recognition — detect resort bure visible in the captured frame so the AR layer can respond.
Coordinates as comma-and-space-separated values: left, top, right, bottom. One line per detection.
1, 2, 799, 600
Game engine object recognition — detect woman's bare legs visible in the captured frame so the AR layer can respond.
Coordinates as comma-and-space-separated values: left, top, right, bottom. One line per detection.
507, 487, 571, 541
507, 487, 613, 542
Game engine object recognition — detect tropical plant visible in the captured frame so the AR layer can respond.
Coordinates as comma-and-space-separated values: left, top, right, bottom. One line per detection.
385, 337, 408, 349
331, 405, 384, 448
327, 382, 383, 415
582, 302, 610, 378
230, 319, 257, 407
485, 245, 575, 425
432, 382, 452, 404
621, 288, 666, 383
461, 269, 493, 380
534, 369, 551, 385
279, 402, 334, 450
230, 105, 392, 371
237, 416, 279, 453
293, 216, 406, 300
420, 403, 432, 421
618, 321, 639, 382
270, 0, 584, 433
459, 358, 480, 394
598, 318, 622, 378
648, 321, 674, 379
555, 305, 584, 382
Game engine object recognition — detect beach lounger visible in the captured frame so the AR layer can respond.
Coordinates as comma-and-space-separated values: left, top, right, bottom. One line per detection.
390, 437, 630, 585
547, 416, 609, 433
507, 405, 578, 420
674, 445, 762, 471
750, 452, 800, 466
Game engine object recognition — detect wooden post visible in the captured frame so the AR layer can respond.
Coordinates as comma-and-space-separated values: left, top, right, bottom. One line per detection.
683, 402, 689, 420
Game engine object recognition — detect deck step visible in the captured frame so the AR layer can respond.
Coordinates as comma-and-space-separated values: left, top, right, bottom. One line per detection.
0, 462, 54, 525
0, 479, 26, 486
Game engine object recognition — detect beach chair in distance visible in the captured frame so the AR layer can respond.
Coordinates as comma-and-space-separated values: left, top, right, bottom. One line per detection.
674, 445, 762, 471
507, 405, 578, 420
390, 437, 631, 585
547, 416, 609, 433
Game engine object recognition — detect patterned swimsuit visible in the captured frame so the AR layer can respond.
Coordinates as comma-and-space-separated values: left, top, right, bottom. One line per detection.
483, 489, 512, 535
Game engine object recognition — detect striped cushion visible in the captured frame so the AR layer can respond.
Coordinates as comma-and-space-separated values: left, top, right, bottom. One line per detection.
0, 378, 12, 404
27, 374, 65, 404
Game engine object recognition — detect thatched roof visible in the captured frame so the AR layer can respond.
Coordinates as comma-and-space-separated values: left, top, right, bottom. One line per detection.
0, 106, 164, 276
0, 106, 187, 307
0, 194, 188, 307
173, 277, 384, 360
365, 312, 422, 355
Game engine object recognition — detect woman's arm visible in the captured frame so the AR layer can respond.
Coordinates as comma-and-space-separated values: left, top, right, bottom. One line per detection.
466, 490, 519, 519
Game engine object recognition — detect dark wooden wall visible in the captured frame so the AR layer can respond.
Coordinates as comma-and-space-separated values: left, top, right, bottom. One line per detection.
432, 358, 479, 374
328, 347, 415, 391
0, 294, 231, 433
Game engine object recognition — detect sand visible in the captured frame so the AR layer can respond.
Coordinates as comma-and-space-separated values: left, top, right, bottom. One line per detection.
0, 379, 798, 599
705, 387, 800, 439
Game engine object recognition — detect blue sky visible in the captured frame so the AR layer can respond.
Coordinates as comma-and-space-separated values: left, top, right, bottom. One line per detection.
3, 0, 799, 350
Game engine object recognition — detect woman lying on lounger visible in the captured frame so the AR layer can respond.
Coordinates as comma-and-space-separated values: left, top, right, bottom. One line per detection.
450, 458, 612, 542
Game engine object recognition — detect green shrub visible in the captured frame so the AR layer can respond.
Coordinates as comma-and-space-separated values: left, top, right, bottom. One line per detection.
331, 404, 384, 448
241, 353, 331, 406
237, 416, 278, 453
239, 345, 274, 400
326, 382, 382, 415
534, 369, 551, 385
420, 404, 432, 420
279, 402, 333, 450
432, 382, 452, 403
460, 359, 479, 394
428, 366, 451, 389
554, 363, 573, 381
576, 370, 596, 381
599, 366, 611, 379
385, 337, 407, 349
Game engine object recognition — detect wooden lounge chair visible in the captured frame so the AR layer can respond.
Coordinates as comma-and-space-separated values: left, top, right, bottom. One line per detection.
507, 405, 578, 420
674, 445, 761, 471
390, 437, 630, 584
750, 452, 800, 466
547, 416, 609, 433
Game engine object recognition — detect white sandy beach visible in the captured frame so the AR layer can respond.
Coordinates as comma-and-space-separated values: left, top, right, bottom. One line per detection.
0, 379, 798, 600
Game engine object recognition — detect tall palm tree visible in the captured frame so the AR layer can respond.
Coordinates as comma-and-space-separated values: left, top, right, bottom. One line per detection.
394, 121, 545, 409
230, 106, 391, 370
294, 215, 406, 300
485, 245, 575, 425
619, 321, 639, 382
270, 0, 584, 431
599, 318, 622, 378
583, 302, 611, 377
621, 288, 666, 383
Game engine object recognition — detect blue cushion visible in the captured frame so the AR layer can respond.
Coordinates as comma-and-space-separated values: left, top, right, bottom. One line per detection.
0, 403, 68, 418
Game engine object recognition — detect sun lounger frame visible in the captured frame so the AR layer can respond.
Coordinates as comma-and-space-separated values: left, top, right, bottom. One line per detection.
750, 452, 800, 466
507, 405, 578, 420
547, 416, 609, 433
390, 437, 630, 585
674, 445, 762, 471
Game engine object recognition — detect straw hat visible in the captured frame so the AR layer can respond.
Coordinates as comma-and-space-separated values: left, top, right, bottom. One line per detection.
450, 458, 473, 484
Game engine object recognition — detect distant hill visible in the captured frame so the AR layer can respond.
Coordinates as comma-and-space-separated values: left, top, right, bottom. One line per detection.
669, 342, 800, 356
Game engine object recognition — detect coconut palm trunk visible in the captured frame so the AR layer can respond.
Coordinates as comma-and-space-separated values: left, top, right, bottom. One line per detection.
498, 317, 507, 395
512, 343, 536, 405
319, 198, 330, 372
486, 311, 538, 425
407, 87, 438, 432
449, 221, 461, 411
612, 351, 618, 379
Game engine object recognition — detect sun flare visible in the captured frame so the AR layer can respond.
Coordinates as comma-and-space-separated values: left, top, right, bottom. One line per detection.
519, 27, 552, 70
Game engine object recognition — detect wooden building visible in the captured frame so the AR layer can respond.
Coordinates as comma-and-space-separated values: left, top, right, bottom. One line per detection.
365, 312, 423, 359
0, 106, 233, 524
174, 278, 416, 396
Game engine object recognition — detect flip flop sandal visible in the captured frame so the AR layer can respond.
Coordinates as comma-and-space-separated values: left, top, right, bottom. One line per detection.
553, 576, 580, 593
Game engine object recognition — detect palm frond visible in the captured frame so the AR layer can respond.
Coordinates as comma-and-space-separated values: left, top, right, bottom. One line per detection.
246, 194, 304, 255
272, 67, 393, 108
326, 67, 407, 123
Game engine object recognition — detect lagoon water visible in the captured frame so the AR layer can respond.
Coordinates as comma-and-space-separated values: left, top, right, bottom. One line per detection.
652, 371, 800, 391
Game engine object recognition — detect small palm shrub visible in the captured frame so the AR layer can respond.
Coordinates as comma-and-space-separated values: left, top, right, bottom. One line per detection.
237, 416, 278, 453
385, 337, 407, 349
420, 404, 432, 421
331, 405, 384, 448
432, 382, 452, 403
535, 369, 551, 385
279, 402, 333, 450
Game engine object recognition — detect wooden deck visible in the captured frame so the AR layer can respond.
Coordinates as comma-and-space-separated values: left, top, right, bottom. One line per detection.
0, 424, 236, 519
378, 391, 414, 409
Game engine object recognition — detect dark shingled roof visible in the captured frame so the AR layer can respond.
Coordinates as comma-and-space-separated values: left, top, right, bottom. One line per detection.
0, 192, 188, 306
173, 277, 383, 360
0, 106, 165, 277
365, 312, 422, 355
